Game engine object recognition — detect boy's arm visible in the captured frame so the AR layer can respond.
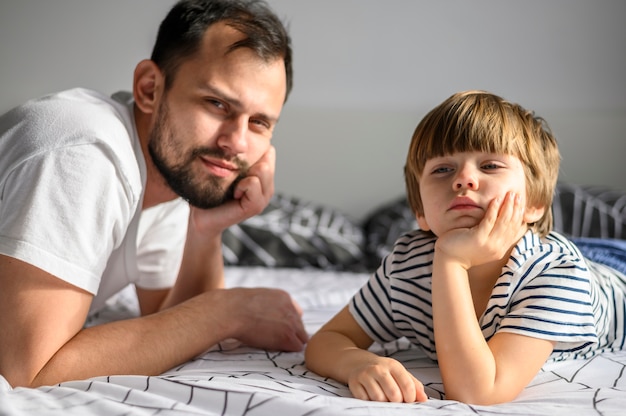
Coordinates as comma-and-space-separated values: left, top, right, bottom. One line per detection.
305, 306, 428, 403
432, 257, 554, 404
432, 192, 554, 404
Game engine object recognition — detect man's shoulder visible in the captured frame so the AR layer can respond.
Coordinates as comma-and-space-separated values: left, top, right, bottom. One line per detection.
0, 88, 143, 200
33, 88, 132, 130
5, 88, 136, 156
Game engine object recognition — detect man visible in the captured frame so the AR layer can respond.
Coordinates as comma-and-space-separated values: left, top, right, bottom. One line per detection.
0, 0, 307, 389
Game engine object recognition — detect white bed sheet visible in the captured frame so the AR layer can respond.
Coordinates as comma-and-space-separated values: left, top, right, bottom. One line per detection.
1, 266, 625, 416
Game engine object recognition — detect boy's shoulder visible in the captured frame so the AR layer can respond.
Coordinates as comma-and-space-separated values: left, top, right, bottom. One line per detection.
393, 229, 437, 249
385, 229, 437, 274
509, 230, 585, 269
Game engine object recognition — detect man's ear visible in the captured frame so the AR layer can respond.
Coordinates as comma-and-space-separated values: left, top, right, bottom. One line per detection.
524, 204, 546, 225
133, 59, 163, 115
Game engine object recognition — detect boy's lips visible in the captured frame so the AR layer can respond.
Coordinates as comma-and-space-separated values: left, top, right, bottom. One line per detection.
448, 196, 482, 211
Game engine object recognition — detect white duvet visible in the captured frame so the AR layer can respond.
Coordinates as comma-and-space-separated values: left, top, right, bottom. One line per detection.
1, 266, 625, 416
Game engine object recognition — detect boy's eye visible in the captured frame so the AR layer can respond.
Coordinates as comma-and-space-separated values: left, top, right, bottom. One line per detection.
432, 166, 453, 174
482, 162, 500, 170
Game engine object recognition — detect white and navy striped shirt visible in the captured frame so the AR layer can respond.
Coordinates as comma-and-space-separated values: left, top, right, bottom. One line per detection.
350, 230, 626, 362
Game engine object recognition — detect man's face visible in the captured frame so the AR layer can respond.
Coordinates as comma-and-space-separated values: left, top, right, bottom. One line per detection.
148, 97, 250, 209
148, 23, 287, 209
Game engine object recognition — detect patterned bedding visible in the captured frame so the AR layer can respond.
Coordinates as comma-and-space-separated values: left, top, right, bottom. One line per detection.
2, 267, 625, 416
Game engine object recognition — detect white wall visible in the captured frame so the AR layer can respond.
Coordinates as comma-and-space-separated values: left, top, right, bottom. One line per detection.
1, 0, 624, 221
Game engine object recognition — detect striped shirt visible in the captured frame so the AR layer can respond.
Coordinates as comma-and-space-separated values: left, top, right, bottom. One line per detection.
350, 230, 626, 362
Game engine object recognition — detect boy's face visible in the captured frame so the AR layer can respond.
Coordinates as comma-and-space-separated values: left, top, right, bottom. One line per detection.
416, 151, 544, 236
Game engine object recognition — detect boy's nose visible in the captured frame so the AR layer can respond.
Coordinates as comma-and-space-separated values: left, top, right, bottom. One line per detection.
455, 180, 476, 189
454, 168, 478, 190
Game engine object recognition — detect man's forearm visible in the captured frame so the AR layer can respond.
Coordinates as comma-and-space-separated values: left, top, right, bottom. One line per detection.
31, 290, 232, 387
159, 220, 225, 311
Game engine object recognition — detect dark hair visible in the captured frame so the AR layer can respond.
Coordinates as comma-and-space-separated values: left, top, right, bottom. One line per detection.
151, 0, 293, 100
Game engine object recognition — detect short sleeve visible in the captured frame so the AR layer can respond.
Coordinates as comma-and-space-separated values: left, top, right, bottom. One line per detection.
349, 257, 403, 344
494, 244, 599, 355
0, 144, 136, 294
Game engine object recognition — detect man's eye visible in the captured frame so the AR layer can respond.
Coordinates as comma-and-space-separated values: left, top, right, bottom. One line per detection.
206, 99, 225, 109
250, 118, 271, 130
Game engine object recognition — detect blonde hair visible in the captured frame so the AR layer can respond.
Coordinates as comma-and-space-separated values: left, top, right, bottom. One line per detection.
404, 90, 561, 236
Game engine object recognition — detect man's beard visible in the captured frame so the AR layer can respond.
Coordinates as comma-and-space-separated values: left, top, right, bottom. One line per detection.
148, 100, 249, 209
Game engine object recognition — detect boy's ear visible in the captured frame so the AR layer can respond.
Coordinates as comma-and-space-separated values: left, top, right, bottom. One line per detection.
133, 59, 163, 115
524, 204, 546, 225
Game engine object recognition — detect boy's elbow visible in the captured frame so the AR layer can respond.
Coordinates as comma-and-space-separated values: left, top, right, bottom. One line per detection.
303, 333, 323, 370
445, 386, 520, 405
0, 367, 36, 390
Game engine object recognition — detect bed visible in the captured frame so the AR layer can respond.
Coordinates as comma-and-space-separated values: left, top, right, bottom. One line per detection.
1, 183, 625, 416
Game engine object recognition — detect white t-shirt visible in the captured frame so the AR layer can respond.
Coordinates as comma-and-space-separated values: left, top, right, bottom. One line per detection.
0, 88, 189, 313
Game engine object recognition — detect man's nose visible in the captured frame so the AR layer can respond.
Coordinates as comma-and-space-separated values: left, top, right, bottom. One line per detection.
217, 116, 248, 154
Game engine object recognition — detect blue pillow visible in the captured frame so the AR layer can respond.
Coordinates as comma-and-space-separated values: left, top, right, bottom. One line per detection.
573, 237, 626, 276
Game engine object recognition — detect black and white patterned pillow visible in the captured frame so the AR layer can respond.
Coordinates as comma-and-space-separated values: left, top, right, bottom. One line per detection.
362, 198, 418, 270
552, 183, 626, 239
222, 194, 367, 271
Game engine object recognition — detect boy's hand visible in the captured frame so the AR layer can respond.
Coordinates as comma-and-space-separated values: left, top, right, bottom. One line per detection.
347, 356, 428, 403
435, 191, 526, 270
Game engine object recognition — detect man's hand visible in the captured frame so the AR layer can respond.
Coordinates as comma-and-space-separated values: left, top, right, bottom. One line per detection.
347, 356, 428, 403
190, 145, 276, 238
160, 146, 276, 310
435, 191, 526, 270
219, 287, 308, 352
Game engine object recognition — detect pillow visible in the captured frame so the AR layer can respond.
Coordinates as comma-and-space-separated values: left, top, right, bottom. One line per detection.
362, 197, 418, 270
572, 237, 626, 276
552, 183, 626, 239
222, 193, 367, 271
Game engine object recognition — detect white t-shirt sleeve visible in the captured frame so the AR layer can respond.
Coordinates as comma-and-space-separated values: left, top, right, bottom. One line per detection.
0, 143, 135, 294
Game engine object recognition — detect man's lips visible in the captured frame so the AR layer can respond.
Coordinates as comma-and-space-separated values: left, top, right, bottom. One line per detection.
198, 156, 238, 178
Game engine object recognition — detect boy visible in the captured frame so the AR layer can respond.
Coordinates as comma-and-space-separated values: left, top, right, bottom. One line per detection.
305, 90, 626, 405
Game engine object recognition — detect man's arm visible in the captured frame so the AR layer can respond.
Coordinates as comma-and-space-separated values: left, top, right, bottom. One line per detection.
0, 253, 306, 388
142, 146, 279, 314
0, 146, 309, 388
134, 223, 226, 316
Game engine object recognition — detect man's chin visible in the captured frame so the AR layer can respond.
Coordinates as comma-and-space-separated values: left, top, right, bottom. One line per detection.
184, 183, 239, 209
186, 196, 227, 210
